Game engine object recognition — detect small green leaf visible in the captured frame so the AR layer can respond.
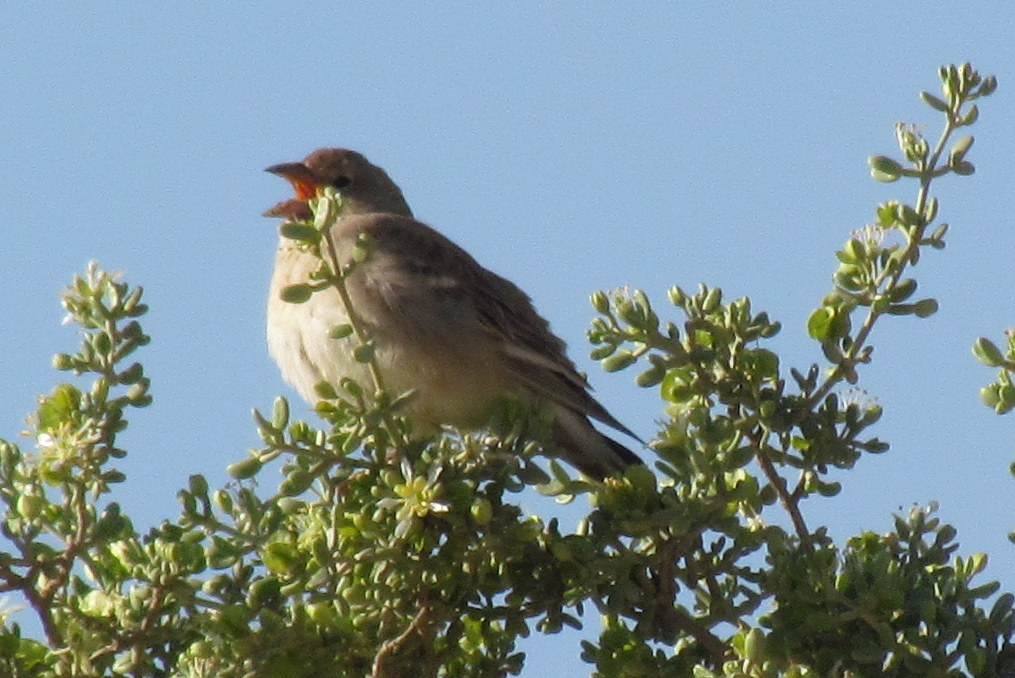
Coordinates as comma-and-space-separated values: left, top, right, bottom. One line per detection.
702, 287, 722, 313
470, 498, 493, 526
280, 469, 314, 496
742, 628, 765, 663
263, 542, 301, 575
886, 303, 915, 316
863, 438, 889, 453
895, 203, 922, 228
278, 223, 320, 242
952, 160, 975, 176
816, 480, 841, 497
807, 307, 838, 341
93, 505, 130, 541
929, 222, 948, 246
601, 351, 637, 372
949, 135, 974, 164
981, 384, 1001, 407
214, 490, 234, 513
960, 104, 979, 126
271, 397, 290, 428
997, 384, 1015, 414
966, 648, 988, 675
102, 470, 127, 484
972, 337, 1005, 367
743, 348, 779, 380
189, 474, 209, 497
313, 193, 339, 230
876, 202, 897, 226
635, 364, 665, 387
17, 494, 44, 519
919, 90, 949, 112
589, 344, 617, 361
118, 362, 144, 384
661, 369, 695, 404
340, 378, 363, 399
228, 457, 263, 479
868, 155, 903, 181
844, 238, 865, 262
280, 284, 313, 304
912, 298, 938, 318
667, 286, 687, 306
52, 353, 74, 371
314, 380, 338, 400
990, 593, 1014, 624
833, 267, 865, 292
887, 278, 917, 303
37, 383, 82, 430
353, 342, 376, 363
329, 323, 354, 339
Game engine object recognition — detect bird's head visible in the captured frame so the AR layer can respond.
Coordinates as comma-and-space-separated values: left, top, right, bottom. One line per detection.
264, 148, 413, 220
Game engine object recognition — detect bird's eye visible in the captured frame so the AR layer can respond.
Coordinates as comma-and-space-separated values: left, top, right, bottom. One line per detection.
332, 176, 351, 189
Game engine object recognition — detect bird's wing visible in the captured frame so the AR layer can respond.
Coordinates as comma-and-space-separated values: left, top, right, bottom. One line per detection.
464, 262, 640, 440
354, 214, 637, 441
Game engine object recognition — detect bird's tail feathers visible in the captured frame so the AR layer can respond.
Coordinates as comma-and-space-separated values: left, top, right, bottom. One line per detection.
550, 408, 643, 480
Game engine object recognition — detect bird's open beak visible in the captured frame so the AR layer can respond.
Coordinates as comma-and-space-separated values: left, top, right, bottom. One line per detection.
264, 162, 318, 219
265, 162, 320, 200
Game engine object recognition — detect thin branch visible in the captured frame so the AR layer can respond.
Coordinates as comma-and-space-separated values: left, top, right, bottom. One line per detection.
4, 560, 61, 646
808, 112, 959, 409
753, 432, 811, 546
371, 604, 433, 678
654, 536, 731, 663
318, 217, 407, 450
670, 607, 730, 662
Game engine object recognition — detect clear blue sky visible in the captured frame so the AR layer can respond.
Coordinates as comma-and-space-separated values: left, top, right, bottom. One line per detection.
2, 4, 1013, 674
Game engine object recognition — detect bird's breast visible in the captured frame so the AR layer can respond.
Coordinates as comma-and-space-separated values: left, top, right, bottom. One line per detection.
267, 241, 513, 429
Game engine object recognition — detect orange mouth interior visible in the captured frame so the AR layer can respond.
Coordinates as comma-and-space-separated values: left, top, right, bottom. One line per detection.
290, 177, 318, 201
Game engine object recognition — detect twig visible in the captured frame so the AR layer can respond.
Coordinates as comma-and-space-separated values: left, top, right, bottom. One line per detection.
317, 213, 407, 450
808, 110, 959, 408
752, 432, 811, 546
670, 607, 730, 662
654, 536, 730, 663
371, 605, 433, 678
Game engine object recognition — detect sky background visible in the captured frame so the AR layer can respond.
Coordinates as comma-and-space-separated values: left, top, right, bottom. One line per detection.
2, 4, 1014, 674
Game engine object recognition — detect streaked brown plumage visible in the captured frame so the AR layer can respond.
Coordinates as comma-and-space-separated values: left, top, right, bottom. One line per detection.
264, 148, 641, 478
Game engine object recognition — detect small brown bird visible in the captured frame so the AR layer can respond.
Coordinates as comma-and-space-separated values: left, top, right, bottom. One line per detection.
264, 148, 641, 478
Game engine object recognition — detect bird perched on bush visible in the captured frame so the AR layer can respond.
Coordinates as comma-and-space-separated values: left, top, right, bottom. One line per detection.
264, 148, 641, 478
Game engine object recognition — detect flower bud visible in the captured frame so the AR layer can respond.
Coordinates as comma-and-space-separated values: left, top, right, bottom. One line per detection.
590, 290, 610, 314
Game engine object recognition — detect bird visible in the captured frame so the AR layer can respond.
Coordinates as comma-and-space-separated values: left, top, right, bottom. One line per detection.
263, 148, 642, 479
